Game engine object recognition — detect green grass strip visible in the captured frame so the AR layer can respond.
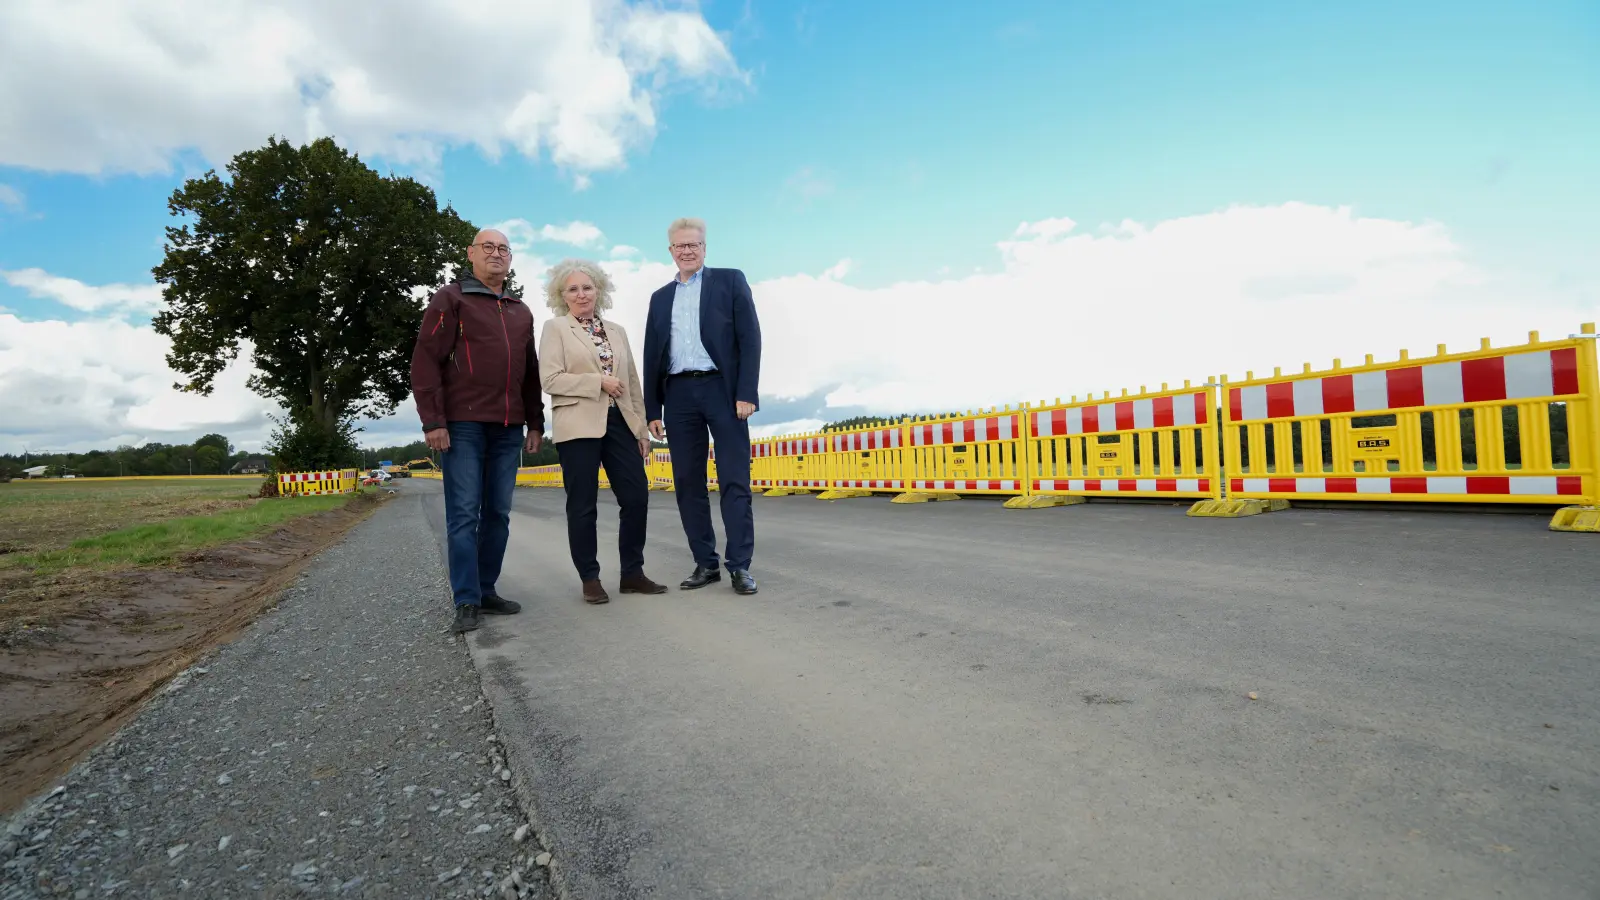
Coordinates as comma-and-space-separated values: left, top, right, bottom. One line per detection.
9, 494, 355, 574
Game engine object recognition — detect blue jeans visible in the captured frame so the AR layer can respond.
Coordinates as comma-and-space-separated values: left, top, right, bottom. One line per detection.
440, 421, 523, 607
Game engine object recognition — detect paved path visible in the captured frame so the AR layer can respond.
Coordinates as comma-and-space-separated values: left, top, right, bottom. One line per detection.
2, 493, 553, 900
420, 479, 1600, 900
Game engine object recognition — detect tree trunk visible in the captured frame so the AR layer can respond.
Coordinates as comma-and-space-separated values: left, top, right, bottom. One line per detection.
307, 362, 339, 431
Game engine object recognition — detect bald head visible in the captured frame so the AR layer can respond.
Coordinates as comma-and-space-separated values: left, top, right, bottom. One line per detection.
468, 229, 512, 290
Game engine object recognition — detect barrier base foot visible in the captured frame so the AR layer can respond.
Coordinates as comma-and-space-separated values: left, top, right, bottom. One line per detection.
764, 488, 811, 497
1187, 498, 1290, 518
1549, 506, 1600, 533
1003, 495, 1088, 510
891, 491, 961, 504
817, 489, 873, 500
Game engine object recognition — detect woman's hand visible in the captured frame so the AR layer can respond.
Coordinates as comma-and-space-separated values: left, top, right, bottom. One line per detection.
600, 376, 624, 398
638, 438, 650, 459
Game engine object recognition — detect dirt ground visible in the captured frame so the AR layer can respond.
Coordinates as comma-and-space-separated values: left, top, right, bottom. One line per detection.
0, 495, 385, 814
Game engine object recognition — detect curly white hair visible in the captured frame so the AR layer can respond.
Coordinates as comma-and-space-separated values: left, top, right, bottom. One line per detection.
543, 258, 615, 317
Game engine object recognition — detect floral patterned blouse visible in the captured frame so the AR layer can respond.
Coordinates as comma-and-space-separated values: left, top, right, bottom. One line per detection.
575, 315, 616, 406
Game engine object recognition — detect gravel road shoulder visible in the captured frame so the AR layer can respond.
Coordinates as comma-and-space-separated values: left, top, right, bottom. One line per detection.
0, 487, 554, 900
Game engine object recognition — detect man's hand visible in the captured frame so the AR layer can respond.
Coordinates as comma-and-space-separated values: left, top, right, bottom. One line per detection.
735, 401, 756, 420
524, 431, 543, 454
425, 428, 451, 453
649, 420, 666, 440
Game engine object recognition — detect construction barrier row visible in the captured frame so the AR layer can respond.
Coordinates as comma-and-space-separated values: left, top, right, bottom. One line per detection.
278, 469, 360, 496
413, 323, 1600, 531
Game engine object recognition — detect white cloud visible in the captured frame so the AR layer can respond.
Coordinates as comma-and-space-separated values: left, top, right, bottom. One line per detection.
495, 219, 607, 254
0, 313, 279, 454
6, 203, 1594, 454
743, 202, 1595, 426
609, 245, 642, 259
1, 268, 163, 316
0, 184, 22, 212
0, 1, 744, 178
781, 165, 835, 208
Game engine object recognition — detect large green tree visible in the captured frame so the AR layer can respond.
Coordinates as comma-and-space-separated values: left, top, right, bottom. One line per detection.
152, 136, 477, 436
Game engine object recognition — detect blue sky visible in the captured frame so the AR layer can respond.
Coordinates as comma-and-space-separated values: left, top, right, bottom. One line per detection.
1, 0, 1596, 451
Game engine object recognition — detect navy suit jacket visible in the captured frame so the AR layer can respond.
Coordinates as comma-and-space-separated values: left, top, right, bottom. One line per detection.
643, 267, 762, 422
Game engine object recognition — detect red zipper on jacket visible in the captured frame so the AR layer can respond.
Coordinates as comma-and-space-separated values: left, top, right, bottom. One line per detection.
497, 301, 511, 427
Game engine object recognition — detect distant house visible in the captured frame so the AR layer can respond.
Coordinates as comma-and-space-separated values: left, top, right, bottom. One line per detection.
231, 457, 269, 475
22, 465, 48, 478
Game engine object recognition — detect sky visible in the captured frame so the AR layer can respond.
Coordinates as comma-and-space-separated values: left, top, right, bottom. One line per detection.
1, 0, 1596, 454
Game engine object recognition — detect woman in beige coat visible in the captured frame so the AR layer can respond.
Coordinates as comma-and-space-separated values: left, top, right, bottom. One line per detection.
539, 259, 669, 604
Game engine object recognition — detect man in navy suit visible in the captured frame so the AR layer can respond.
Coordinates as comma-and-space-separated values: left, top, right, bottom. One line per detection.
643, 218, 762, 595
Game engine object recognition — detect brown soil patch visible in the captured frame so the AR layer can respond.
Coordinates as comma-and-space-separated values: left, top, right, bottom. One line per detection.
0, 494, 386, 814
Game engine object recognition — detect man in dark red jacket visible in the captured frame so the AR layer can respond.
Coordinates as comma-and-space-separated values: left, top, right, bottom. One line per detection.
411, 228, 545, 634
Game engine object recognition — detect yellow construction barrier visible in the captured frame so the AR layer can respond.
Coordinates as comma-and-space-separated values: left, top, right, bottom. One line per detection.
815, 420, 907, 500
647, 450, 674, 491
278, 469, 359, 496
894, 408, 1025, 503
1207, 324, 1596, 517
393, 321, 1597, 535
1018, 381, 1221, 509
516, 464, 565, 488
754, 434, 831, 496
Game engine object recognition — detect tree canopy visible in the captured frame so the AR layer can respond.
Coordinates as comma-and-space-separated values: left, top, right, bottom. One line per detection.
152, 136, 478, 435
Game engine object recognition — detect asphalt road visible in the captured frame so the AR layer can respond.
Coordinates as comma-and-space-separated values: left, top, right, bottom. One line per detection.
413, 478, 1600, 900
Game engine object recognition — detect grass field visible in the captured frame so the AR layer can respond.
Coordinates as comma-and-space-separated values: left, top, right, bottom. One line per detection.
0, 478, 354, 575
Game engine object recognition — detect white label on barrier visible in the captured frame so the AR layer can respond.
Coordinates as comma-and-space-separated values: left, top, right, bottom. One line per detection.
1422, 361, 1464, 406
1504, 351, 1554, 400
1292, 379, 1324, 416
1172, 396, 1197, 427
1240, 386, 1268, 422
1509, 476, 1557, 495
1351, 371, 1388, 412
1133, 402, 1154, 430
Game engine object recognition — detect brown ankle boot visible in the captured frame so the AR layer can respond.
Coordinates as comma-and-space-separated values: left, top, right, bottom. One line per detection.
619, 572, 669, 595
582, 579, 610, 604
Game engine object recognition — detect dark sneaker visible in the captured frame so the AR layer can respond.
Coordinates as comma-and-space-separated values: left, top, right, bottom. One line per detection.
453, 604, 481, 633
480, 593, 521, 615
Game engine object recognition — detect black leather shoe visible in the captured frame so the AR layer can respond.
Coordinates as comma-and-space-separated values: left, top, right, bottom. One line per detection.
730, 569, 758, 595
680, 566, 722, 590
452, 604, 481, 633
480, 593, 522, 615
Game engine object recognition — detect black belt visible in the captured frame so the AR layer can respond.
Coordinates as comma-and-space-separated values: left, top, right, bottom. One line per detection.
670, 369, 720, 378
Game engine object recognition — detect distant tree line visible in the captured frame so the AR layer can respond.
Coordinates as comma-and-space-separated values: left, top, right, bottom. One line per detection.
0, 434, 246, 479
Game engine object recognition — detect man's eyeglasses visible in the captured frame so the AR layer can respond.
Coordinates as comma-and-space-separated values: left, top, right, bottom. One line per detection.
670, 242, 703, 253
476, 242, 512, 257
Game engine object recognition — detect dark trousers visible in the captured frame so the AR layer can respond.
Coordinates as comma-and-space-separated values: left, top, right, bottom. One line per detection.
439, 421, 523, 607
664, 373, 754, 571
556, 407, 650, 582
